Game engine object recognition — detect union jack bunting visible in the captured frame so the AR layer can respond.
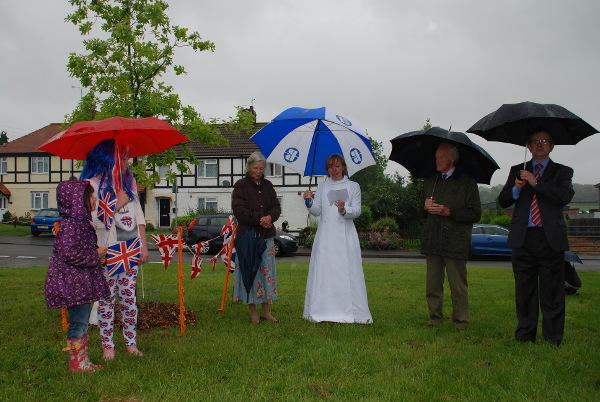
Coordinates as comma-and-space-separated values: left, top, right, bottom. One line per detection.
220, 242, 237, 273
190, 244, 203, 279
106, 237, 142, 276
210, 255, 218, 272
219, 219, 237, 273
219, 230, 237, 273
150, 234, 179, 270
97, 189, 117, 230
220, 215, 236, 235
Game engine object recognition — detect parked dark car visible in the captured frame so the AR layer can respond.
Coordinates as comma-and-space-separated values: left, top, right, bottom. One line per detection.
471, 224, 511, 257
186, 213, 298, 257
30, 208, 61, 236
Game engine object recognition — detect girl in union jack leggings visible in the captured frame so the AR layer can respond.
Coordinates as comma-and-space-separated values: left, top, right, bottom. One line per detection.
80, 139, 149, 360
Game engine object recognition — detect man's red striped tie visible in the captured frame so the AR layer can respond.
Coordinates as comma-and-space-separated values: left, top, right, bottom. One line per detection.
530, 164, 543, 226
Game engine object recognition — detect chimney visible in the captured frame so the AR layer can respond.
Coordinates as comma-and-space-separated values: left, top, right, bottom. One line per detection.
245, 105, 257, 123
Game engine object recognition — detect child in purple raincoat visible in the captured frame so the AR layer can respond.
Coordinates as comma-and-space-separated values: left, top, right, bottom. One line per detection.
44, 180, 110, 373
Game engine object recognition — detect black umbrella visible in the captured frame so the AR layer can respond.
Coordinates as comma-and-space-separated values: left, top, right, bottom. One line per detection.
564, 251, 582, 295
234, 228, 267, 302
564, 250, 583, 264
467, 101, 599, 146
389, 127, 500, 185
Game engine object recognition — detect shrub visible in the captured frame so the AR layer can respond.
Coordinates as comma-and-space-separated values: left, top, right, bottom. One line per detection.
2, 211, 12, 222
298, 225, 317, 238
371, 216, 399, 232
304, 233, 316, 248
298, 220, 318, 247
354, 205, 372, 232
171, 216, 194, 238
14, 213, 32, 226
184, 206, 232, 218
478, 209, 493, 224
145, 221, 155, 231
490, 214, 511, 229
172, 215, 194, 228
359, 228, 403, 250
479, 207, 508, 224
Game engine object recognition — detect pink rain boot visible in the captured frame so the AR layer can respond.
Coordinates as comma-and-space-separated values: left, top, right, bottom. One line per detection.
62, 335, 100, 373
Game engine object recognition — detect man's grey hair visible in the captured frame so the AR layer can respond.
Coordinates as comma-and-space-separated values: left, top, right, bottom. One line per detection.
438, 142, 459, 161
245, 151, 267, 173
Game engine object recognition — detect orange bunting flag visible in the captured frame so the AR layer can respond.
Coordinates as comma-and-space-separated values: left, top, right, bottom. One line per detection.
52, 221, 60, 235
150, 234, 178, 270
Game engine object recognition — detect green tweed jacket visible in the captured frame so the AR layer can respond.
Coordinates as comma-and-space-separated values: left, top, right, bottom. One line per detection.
419, 169, 481, 260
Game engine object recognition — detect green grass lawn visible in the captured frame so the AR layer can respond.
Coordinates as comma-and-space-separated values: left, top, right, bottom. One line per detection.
1, 261, 599, 401
0, 223, 31, 236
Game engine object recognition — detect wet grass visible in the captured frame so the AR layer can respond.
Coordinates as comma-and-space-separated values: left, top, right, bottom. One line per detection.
1, 261, 599, 401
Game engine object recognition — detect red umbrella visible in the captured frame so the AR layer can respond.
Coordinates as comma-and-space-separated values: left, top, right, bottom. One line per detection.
38, 116, 188, 159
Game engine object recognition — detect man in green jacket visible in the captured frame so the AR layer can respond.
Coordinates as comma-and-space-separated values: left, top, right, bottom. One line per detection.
420, 143, 481, 329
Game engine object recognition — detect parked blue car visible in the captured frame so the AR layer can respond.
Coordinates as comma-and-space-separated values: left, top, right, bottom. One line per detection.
471, 224, 511, 257
30, 208, 61, 236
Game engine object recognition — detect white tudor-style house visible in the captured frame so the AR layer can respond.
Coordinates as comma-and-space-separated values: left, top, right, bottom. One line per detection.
0, 119, 325, 232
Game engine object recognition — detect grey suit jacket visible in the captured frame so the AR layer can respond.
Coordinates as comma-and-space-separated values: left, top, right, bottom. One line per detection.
498, 159, 574, 252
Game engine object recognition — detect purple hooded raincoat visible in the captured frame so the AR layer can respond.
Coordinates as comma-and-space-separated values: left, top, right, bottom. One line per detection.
44, 180, 109, 309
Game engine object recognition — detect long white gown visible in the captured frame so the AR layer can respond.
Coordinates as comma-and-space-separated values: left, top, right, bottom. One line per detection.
303, 176, 373, 324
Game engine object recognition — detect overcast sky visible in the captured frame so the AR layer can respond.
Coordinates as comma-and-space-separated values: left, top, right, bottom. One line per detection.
1, 0, 599, 186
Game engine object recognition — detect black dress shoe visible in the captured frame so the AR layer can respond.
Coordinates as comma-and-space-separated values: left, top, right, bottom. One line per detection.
544, 338, 561, 347
515, 337, 535, 343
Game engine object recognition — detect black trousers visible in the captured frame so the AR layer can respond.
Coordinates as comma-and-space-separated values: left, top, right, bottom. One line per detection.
512, 227, 565, 346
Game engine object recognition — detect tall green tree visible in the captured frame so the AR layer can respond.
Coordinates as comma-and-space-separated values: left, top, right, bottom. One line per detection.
64, 0, 254, 186
352, 137, 422, 230
353, 118, 436, 231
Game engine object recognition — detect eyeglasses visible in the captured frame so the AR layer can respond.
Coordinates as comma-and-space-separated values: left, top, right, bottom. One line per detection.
528, 139, 552, 145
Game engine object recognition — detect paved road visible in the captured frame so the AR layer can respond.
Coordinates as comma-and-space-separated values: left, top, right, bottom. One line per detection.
1, 234, 599, 271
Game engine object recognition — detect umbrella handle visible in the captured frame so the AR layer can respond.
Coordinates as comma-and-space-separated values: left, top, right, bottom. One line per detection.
430, 175, 439, 199
517, 140, 528, 180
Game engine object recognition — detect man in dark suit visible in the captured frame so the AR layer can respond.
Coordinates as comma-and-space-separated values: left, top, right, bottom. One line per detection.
498, 130, 574, 347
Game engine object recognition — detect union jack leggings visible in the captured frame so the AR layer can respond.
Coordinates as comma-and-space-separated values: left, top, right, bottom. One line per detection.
98, 267, 139, 349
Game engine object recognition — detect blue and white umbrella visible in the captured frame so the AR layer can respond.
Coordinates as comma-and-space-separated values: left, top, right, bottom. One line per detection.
250, 107, 376, 177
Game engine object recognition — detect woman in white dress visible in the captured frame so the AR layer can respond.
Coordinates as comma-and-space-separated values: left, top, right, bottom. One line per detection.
302, 154, 372, 324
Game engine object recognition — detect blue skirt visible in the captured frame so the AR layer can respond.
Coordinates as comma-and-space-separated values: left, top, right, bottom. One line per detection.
233, 237, 278, 304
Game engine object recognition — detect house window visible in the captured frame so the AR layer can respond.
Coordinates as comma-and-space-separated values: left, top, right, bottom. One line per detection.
0, 157, 6, 174
197, 160, 218, 178
198, 197, 218, 210
31, 191, 49, 209
158, 165, 169, 179
266, 162, 282, 177
31, 157, 49, 174
0, 197, 6, 209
